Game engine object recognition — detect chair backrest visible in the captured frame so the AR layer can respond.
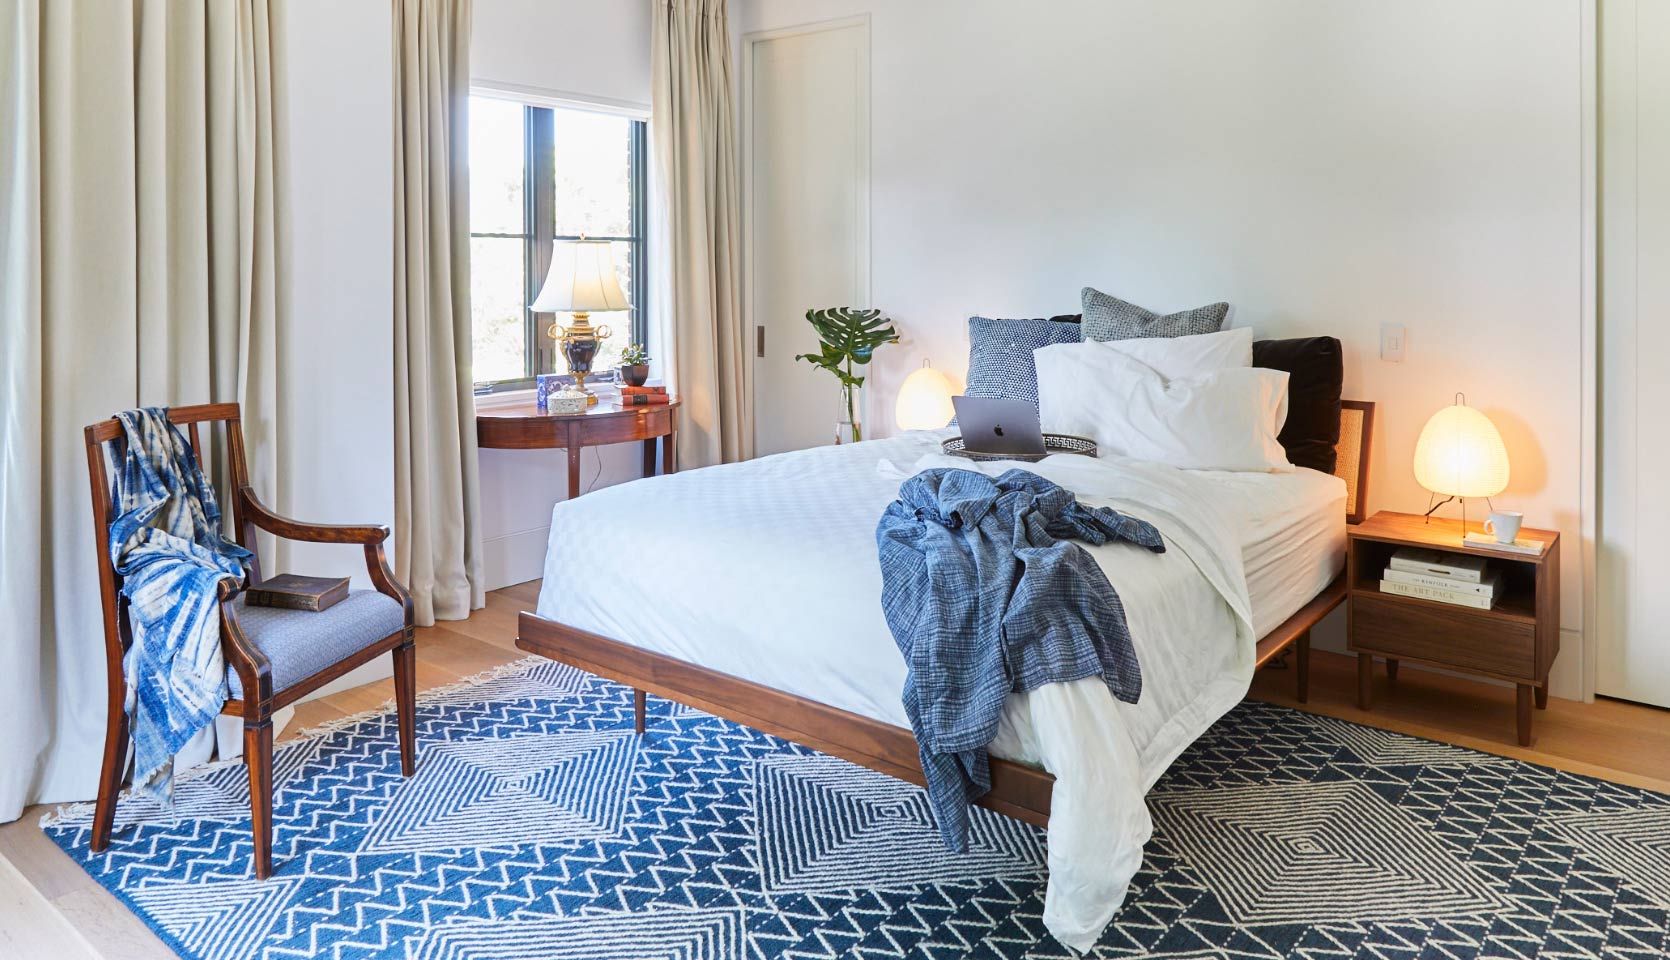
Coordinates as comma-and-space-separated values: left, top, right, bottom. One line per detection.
82, 403, 260, 669
1333, 400, 1376, 525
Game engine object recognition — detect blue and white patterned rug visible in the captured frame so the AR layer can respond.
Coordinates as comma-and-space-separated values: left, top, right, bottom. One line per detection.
44, 658, 1670, 959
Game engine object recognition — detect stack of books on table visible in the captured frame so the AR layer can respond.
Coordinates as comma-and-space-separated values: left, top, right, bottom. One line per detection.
1381, 548, 1499, 610
619, 384, 670, 406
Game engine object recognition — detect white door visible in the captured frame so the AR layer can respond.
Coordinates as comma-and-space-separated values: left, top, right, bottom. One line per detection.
1598, 0, 1670, 708
746, 20, 869, 457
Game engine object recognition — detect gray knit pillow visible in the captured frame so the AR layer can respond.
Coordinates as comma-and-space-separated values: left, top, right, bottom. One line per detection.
1080, 287, 1230, 341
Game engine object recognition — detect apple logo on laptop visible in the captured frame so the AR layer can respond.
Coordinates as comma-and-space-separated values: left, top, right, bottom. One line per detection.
994, 424, 1005, 437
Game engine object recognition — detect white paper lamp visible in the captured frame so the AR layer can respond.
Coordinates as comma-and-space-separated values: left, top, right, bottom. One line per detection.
895, 362, 956, 431
1412, 394, 1510, 520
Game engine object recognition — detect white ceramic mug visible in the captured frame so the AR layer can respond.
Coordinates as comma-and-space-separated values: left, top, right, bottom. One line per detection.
1484, 510, 1523, 544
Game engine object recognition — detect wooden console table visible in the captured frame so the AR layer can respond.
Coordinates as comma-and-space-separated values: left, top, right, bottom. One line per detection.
476, 396, 680, 499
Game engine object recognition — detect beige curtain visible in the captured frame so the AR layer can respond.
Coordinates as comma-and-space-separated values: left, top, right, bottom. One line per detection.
392, 0, 484, 626
0, 0, 279, 822
652, 0, 752, 468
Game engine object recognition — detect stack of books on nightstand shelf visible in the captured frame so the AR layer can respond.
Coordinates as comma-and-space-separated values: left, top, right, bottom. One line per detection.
1381, 547, 1499, 610
619, 384, 670, 406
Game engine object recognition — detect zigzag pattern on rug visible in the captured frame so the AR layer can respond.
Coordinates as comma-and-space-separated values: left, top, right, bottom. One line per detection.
42, 658, 1670, 960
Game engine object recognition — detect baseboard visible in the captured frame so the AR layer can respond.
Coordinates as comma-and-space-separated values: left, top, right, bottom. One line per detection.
483, 526, 551, 592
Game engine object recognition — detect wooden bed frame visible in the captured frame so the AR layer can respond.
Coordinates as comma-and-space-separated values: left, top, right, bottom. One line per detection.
517, 400, 1375, 829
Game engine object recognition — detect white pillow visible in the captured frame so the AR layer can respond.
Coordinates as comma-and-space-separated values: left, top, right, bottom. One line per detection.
1035, 342, 1294, 473
1097, 326, 1252, 380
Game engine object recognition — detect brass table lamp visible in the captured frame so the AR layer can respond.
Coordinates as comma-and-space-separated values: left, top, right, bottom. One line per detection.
530, 240, 630, 406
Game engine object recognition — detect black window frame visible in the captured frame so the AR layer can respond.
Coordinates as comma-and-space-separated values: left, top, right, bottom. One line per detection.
469, 99, 649, 392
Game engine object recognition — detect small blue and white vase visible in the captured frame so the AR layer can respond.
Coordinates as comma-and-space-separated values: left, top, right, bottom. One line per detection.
536, 374, 564, 413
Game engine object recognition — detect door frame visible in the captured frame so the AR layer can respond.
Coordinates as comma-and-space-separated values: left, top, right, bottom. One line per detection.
741, 14, 872, 446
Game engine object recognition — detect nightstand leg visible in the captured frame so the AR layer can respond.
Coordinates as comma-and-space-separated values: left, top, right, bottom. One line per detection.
1295, 630, 1310, 704
642, 438, 657, 478
1357, 653, 1373, 710
1386, 658, 1399, 681
1516, 684, 1533, 746
1535, 685, 1548, 710
566, 445, 582, 500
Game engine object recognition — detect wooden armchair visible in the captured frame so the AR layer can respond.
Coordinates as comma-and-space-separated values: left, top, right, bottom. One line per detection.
82, 402, 418, 878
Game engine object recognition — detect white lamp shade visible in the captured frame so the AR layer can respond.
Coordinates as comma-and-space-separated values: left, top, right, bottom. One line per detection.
530, 240, 629, 313
1412, 400, 1510, 498
895, 365, 956, 431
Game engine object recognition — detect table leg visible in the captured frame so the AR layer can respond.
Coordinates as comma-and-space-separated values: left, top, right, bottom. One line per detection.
642, 438, 657, 478
1516, 684, 1533, 746
1357, 653, 1373, 710
566, 445, 582, 500
633, 689, 646, 734
1386, 658, 1399, 681
662, 428, 677, 475
1535, 684, 1548, 710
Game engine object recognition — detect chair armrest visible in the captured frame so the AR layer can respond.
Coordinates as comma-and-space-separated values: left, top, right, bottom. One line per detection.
238, 487, 390, 545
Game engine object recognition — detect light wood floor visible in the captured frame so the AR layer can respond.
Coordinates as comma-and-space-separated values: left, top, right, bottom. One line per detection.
1, 578, 1665, 958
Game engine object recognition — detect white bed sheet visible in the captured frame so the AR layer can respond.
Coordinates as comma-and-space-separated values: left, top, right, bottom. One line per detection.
535, 432, 1341, 951
1197, 466, 1348, 638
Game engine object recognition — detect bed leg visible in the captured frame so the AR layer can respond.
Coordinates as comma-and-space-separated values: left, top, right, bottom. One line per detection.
1357, 653, 1373, 710
1295, 630, 1310, 704
633, 689, 646, 734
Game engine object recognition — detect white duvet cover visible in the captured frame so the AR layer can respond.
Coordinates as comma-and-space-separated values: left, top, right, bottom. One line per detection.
538, 433, 1270, 951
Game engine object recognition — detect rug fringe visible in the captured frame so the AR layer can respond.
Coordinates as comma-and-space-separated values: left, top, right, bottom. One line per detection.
39, 654, 550, 830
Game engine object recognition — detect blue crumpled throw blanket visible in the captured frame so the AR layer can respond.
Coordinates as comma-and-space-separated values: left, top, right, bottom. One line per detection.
875, 467, 1164, 850
109, 408, 250, 805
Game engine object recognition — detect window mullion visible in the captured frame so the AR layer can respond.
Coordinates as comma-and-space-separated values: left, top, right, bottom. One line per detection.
630, 119, 649, 349
524, 106, 557, 376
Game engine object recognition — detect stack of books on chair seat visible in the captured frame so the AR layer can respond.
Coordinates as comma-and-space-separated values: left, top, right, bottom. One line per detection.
1381, 548, 1499, 610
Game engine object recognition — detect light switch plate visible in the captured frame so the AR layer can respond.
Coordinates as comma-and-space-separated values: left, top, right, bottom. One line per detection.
1380, 323, 1406, 362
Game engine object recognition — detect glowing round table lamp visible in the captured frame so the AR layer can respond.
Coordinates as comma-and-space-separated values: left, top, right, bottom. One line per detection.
895, 362, 956, 431
1412, 393, 1510, 531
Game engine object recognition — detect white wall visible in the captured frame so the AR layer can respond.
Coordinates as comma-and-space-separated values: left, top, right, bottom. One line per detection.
736, 0, 1591, 697
473, 0, 652, 110
273, 0, 397, 693
471, 0, 655, 589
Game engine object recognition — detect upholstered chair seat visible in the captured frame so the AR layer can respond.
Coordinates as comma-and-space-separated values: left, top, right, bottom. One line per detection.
228, 590, 407, 697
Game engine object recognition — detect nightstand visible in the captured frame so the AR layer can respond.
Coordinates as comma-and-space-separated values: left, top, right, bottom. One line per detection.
1347, 510, 1560, 746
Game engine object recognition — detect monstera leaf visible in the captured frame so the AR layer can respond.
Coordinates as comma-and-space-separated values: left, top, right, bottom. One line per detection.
794, 307, 900, 389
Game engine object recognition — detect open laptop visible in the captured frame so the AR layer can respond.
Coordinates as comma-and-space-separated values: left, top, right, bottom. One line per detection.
951, 396, 1048, 456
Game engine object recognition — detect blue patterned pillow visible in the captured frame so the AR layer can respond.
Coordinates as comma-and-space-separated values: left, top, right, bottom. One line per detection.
964, 315, 1083, 409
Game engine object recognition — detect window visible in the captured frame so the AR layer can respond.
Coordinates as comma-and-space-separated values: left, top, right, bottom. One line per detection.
468, 95, 648, 387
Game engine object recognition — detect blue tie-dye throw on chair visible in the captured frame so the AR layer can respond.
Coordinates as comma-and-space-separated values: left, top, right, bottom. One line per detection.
108, 408, 251, 805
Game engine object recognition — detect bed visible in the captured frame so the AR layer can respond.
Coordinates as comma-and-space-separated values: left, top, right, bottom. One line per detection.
516, 401, 1373, 951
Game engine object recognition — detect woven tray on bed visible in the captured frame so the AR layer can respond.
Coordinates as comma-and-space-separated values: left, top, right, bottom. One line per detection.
940, 434, 1098, 462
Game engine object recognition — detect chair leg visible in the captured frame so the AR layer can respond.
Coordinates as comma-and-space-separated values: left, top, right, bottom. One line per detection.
1295, 630, 1311, 704
633, 689, 647, 734
90, 704, 130, 853
393, 638, 417, 777
244, 720, 274, 879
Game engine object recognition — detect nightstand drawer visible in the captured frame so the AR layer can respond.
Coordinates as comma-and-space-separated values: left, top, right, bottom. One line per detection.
1350, 593, 1535, 679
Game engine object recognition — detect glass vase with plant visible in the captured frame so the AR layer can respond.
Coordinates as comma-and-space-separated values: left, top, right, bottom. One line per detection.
795, 307, 899, 444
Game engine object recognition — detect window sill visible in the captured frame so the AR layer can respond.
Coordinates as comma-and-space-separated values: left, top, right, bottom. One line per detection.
473, 388, 537, 411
